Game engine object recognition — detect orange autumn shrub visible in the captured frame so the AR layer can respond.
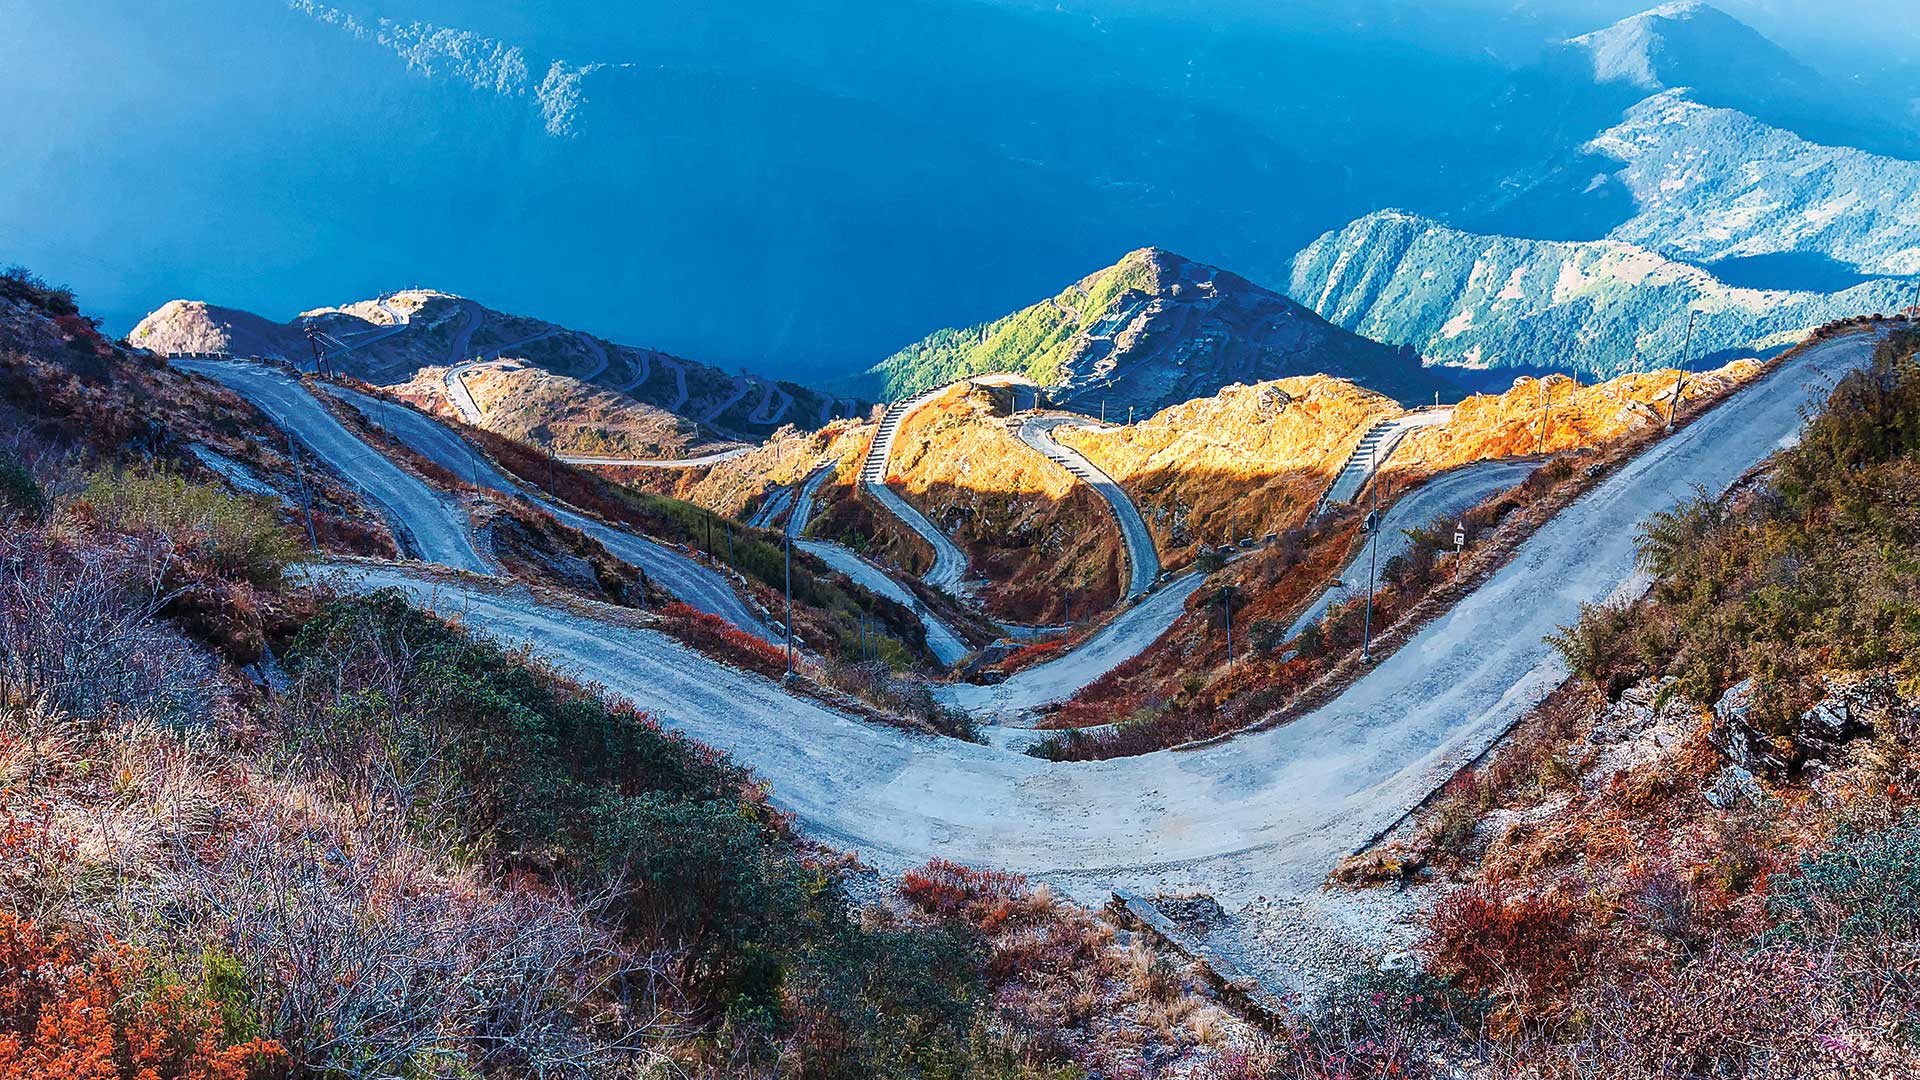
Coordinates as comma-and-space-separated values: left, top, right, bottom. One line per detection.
0, 913, 284, 1080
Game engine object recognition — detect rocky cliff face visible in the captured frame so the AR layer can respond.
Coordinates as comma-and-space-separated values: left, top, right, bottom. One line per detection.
855, 248, 1443, 416
1289, 211, 1904, 378
129, 290, 861, 443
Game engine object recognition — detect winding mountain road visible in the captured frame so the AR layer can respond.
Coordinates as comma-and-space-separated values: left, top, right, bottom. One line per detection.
939, 567, 1212, 722
559, 447, 752, 468
442, 362, 487, 425
1287, 458, 1543, 640
312, 331, 1877, 915
859, 387, 972, 591
174, 359, 491, 574
308, 382, 772, 638
783, 464, 970, 666
1018, 415, 1161, 598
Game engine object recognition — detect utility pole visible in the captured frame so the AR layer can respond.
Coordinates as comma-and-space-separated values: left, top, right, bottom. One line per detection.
303, 324, 327, 377
1536, 379, 1552, 454
1218, 584, 1237, 669
1666, 310, 1698, 432
726, 521, 735, 568
1360, 445, 1382, 664
859, 610, 868, 661
1101, 398, 1107, 424
783, 529, 795, 679
1128, 405, 1135, 425
288, 431, 319, 553
1063, 591, 1073, 645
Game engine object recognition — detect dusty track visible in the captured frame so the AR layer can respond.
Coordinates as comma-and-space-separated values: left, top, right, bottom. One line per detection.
176, 359, 491, 574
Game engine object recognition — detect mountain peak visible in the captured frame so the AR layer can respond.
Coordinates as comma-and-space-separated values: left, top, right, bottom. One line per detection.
1566, 1, 1774, 91
856, 251, 1444, 413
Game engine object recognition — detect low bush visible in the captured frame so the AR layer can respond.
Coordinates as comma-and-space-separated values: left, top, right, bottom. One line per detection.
1424, 883, 1591, 1025
660, 602, 790, 676
81, 466, 303, 589
0, 912, 286, 1080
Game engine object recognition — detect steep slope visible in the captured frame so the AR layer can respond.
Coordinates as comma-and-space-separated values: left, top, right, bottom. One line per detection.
1567, 2, 1823, 99
386, 359, 713, 459
130, 289, 857, 443
1290, 210, 1905, 378
1057, 376, 1399, 566
852, 248, 1444, 413
1463, 4, 1920, 240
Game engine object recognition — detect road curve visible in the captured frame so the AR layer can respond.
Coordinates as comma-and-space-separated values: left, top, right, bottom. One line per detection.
174, 360, 491, 574
1286, 458, 1542, 641
938, 568, 1212, 722
867, 482, 970, 591
318, 384, 773, 639
442, 362, 487, 425
786, 465, 971, 666
1018, 415, 1161, 598
313, 332, 1879, 913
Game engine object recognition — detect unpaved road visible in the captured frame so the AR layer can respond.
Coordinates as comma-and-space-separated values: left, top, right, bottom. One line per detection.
866, 481, 970, 591
1287, 458, 1543, 640
319, 383, 772, 638
859, 385, 973, 592
938, 568, 1212, 722
314, 333, 1877, 918
788, 464, 971, 666
442, 362, 487, 425
1019, 415, 1161, 597
176, 359, 491, 574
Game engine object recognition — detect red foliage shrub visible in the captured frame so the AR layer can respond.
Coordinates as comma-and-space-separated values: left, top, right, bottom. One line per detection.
659, 602, 786, 676
996, 638, 1064, 676
0, 913, 285, 1080
1425, 882, 1592, 1022
900, 859, 1030, 929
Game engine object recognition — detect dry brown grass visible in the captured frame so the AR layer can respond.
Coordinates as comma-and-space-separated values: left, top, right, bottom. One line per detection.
1060, 375, 1399, 567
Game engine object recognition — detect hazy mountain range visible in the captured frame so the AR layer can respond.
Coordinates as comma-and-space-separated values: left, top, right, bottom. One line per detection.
11, 0, 1918, 398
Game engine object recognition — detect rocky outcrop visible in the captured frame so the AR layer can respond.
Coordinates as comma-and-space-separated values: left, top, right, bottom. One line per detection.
1710, 674, 1909, 775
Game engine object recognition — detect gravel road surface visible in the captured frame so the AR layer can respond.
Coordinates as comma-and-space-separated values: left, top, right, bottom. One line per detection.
1287, 458, 1543, 640
177, 359, 491, 574
1019, 415, 1161, 597
320, 383, 771, 638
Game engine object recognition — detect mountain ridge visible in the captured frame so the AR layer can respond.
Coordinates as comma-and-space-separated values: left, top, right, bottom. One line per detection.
129, 289, 863, 443
852, 247, 1447, 414
1289, 209, 1905, 377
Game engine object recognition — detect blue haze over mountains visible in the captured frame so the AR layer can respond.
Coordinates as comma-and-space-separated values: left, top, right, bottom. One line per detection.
5, 0, 1919, 383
